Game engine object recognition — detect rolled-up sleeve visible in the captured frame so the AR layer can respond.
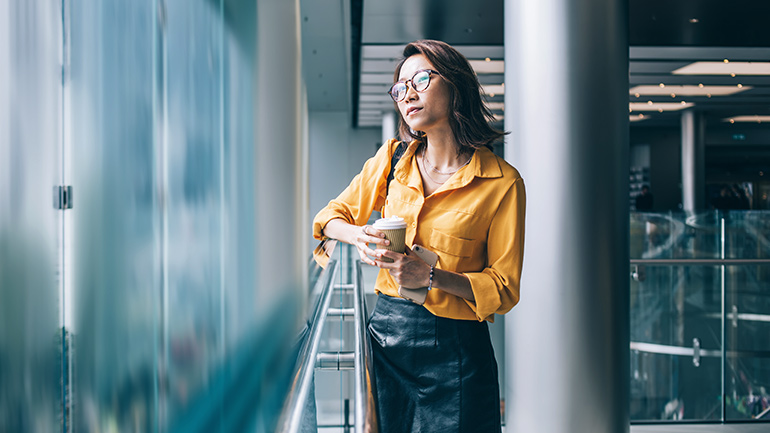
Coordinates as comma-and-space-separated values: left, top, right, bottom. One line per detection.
312, 139, 396, 240
464, 177, 526, 321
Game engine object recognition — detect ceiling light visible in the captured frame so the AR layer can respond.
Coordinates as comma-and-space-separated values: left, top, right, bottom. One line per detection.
659, 83, 665, 88
630, 114, 646, 122
724, 59, 729, 63
689, 18, 699, 23
731, 73, 736, 77
485, 57, 491, 62
670, 93, 676, 98
629, 84, 751, 96
634, 93, 640, 98
698, 83, 704, 88
737, 83, 743, 88
630, 102, 694, 112
723, 115, 770, 123
707, 94, 712, 98
673, 61, 770, 75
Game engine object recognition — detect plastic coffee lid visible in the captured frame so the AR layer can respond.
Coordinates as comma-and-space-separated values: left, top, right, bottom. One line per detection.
372, 216, 407, 230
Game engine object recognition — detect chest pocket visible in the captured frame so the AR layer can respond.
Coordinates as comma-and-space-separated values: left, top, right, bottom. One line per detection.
429, 229, 477, 258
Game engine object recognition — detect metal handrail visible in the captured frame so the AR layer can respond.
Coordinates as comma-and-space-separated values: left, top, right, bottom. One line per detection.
353, 260, 379, 433
276, 259, 338, 433
630, 258, 770, 265
630, 341, 770, 359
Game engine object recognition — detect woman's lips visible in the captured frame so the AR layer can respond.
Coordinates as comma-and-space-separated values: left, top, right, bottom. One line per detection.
407, 107, 422, 116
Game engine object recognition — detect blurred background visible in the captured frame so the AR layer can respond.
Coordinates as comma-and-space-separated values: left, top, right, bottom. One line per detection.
1, 0, 769, 432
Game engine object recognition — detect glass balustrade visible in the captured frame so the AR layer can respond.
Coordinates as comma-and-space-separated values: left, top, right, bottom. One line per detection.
630, 211, 770, 423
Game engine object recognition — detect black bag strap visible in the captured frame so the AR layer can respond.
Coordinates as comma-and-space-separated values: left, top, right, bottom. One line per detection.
386, 141, 407, 197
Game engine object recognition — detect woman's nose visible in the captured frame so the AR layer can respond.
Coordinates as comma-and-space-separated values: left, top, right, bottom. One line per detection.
404, 83, 419, 101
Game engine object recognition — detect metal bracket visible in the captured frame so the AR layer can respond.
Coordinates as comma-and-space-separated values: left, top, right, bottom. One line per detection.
692, 337, 701, 367
54, 186, 73, 210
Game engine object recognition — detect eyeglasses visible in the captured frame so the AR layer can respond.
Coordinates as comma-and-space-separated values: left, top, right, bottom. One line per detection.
388, 69, 440, 102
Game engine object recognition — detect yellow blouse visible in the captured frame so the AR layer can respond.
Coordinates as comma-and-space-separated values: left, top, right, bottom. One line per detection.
313, 139, 526, 322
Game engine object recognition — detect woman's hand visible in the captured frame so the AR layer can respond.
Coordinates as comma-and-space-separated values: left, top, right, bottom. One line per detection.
354, 224, 390, 266
376, 245, 431, 288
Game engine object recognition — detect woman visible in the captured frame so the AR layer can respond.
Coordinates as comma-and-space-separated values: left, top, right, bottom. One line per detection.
313, 40, 525, 433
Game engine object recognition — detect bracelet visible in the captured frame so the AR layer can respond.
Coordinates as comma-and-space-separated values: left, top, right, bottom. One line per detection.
427, 264, 435, 291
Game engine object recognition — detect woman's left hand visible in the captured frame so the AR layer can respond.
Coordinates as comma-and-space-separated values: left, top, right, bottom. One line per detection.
375, 245, 431, 289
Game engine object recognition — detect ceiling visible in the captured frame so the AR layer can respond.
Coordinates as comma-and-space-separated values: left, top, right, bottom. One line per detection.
343, 0, 770, 131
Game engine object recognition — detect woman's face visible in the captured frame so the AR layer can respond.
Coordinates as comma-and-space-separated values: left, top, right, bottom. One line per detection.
396, 54, 452, 136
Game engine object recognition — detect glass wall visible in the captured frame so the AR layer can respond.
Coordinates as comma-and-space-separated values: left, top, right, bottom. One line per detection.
630, 211, 770, 423
2, 1, 306, 431
0, 2, 63, 432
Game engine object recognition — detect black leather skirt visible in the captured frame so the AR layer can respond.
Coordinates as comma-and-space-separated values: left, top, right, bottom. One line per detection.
368, 294, 502, 433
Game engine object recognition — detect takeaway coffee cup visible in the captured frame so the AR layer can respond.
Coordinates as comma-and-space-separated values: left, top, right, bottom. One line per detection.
372, 216, 407, 262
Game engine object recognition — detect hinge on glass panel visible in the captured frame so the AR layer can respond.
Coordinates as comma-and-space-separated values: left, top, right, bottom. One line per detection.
54, 186, 73, 210
692, 337, 701, 367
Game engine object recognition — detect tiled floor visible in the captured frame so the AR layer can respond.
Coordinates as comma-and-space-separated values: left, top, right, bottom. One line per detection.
630, 424, 770, 433
319, 423, 770, 432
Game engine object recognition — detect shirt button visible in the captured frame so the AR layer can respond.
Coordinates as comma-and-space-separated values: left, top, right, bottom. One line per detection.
411, 222, 417, 228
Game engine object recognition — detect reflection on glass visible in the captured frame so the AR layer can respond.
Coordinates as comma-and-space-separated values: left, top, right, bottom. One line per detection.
0, 2, 62, 432
630, 211, 721, 260
69, 1, 159, 431
630, 265, 722, 421
631, 211, 770, 423
164, 0, 224, 423
66, 1, 297, 432
723, 212, 770, 420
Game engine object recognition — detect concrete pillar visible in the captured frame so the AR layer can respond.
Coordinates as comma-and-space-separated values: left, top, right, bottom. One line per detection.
504, 1, 629, 432
254, 0, 305, 307
681, 110, 706, 211
381, 109, 396, 143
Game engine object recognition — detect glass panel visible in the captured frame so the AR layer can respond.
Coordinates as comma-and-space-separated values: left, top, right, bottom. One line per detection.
630, 265, 722, 421
724, 214, 770, 421
68, 0, 159, 431
724, 211, 770, 259
163, 0, 225, 424
630, 211, 721, 260
631, 352, 722, 421
0, 2, 63, 432
724, 265, 770, 420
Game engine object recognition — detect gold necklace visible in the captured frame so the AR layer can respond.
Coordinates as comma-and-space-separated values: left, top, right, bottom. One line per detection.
421, 151, 450, 184
422, 149, 472, 175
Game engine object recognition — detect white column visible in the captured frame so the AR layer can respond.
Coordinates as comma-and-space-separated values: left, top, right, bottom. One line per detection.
381, 109, 396, 144
681, 110, 706, 211
253, 0, 305, 308
504, 0, 630, 432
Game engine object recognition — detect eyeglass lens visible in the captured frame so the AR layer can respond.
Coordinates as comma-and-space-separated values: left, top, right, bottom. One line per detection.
390, 70, 432, 102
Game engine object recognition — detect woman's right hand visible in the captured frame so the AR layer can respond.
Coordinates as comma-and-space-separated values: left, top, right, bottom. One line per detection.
354, 224, 390, 266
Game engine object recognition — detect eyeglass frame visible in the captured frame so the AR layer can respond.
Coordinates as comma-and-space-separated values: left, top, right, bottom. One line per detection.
387, 69, 441, 102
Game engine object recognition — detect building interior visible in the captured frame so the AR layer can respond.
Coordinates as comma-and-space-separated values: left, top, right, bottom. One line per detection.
1, 0, 769, 432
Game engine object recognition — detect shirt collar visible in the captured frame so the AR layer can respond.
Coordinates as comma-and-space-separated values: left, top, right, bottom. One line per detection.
394, 140, 503, 193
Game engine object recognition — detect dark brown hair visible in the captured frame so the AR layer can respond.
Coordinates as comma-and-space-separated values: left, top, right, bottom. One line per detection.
394, 39, 505, 151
